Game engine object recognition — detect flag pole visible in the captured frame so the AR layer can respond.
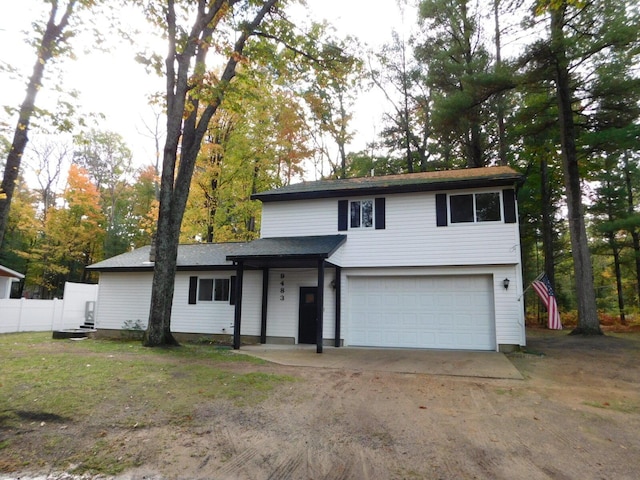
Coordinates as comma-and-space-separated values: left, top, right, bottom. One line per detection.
517, 272, 545, 301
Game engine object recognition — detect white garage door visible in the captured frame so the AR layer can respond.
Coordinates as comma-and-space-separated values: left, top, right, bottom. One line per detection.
348, 275, 495, 350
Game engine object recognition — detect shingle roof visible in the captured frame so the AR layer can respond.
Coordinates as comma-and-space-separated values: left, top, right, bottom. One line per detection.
226, 235, 347, 268
87, 243, 247, 272
227, 235, 346, 260
87, 236, 348, 272
253, 166, 522, 202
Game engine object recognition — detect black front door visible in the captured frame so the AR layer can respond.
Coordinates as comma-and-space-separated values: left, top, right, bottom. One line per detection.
298, 287, 318, 344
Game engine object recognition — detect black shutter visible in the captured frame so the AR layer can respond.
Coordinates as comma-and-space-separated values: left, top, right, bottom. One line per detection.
230, 276, 236, 305
338, 200, 348, 231
436, 193, 447, 226
188, 276, 198, 304
375, 197, 386, 230
503, 189, 517, 223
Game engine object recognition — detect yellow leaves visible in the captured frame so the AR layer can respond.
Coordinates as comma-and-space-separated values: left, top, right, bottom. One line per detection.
231, 51, 248, 64
535, 0, 587, 16
18, 123, 26, 131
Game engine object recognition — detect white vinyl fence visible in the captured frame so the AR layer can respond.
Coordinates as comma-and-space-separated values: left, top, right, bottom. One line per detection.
0, 282, 98, 334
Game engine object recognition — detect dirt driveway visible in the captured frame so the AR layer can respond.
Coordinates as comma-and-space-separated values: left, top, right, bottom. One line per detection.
4, 328, 640, 480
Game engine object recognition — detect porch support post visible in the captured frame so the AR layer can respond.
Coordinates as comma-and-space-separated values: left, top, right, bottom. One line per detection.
233, 261, 244, 350
316, 258, 325, 353
260, 267, 269, 344
334, 266, 341, 347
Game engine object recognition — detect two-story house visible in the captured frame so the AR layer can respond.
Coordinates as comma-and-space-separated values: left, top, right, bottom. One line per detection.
88, 166, 525, 352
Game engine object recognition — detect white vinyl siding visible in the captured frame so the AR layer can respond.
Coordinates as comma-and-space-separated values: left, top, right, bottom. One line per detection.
264, 268, 337, 342
261, 189, 519, 268
95, 271, 263, 336
260, 198, 337, 238
94, 273, 152, 330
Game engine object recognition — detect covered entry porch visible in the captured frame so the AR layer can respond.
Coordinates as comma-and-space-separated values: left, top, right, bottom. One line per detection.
227, 235, 346, 353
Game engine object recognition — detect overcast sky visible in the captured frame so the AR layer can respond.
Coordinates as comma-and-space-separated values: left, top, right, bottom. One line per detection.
0, 1, 412, 179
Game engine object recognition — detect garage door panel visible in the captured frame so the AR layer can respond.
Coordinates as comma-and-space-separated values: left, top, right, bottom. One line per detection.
348, 275, 495, 350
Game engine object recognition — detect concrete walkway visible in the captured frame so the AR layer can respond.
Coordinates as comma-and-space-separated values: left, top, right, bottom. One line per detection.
234, 344, 523, 380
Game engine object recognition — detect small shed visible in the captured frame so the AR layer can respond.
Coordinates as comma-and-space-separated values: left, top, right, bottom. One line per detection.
0, 264, 24, 299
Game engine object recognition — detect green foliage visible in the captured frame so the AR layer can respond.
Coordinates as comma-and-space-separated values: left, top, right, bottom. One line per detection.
121, 319, 145, 340
415, 0, 503, 168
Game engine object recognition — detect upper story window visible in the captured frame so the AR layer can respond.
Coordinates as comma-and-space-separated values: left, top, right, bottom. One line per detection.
350, 200, 373, 228
450, 192, 501, 223
338, 198, 386, 231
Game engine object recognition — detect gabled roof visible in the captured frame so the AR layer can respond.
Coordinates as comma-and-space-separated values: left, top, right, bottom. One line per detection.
253, 166, 522, 202
226, 235, 347, 268
87, 243, 247, 272
0, 264, 25, 279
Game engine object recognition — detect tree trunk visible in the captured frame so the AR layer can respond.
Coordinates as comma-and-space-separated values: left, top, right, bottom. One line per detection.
607, 231, 626, 325
401, 38, 413, 174
144, 0, 279, 346
540, 159, 555, 286
623, 157, 640, 305
0, 1, 76, 247
550, 5, 601, 335
493, 0, 508, 166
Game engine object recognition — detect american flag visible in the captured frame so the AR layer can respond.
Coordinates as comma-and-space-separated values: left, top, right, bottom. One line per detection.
532, 273, 562, 330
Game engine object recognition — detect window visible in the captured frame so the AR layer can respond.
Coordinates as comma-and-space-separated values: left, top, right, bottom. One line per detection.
214, 278, 230, 301
198, 279, 213, 301
450, 194, 474, 223
450, 192, 501, 224
475, 192, 501, 222
189, 276, 232, 304
350, 199, 373, 228
338, 198, 385, 231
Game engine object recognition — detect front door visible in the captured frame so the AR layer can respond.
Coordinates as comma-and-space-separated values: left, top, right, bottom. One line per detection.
298, 287, 318, 344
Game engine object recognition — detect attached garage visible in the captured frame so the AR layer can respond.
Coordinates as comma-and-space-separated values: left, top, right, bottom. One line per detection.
347, 275, 496, 350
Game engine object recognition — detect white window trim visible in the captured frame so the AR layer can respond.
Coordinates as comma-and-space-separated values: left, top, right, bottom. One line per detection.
349, 199, 374, 229
197, 277, 231, 302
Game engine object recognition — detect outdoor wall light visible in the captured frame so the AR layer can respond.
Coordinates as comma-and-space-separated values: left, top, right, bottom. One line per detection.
503, 278, 510, 290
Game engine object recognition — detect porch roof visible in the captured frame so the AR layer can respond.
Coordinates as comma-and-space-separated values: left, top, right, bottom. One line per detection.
226, 235, 347, 268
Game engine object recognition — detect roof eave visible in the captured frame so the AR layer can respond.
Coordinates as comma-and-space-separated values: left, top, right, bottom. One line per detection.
252, 175, 522, 202
87, 264, 237, 273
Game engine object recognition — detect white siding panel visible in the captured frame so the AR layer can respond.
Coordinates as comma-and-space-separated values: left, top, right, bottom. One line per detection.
492, 265, 526, 347
265, 268, 337, 342
171, 271, 262, 335
260, 190, 520, 268
95, 273, 152, 330
261, 199, 336, 238
95, 271, 263, 336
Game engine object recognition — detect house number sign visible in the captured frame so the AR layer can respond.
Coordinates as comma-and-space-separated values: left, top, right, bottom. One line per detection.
280, 273, 285, 301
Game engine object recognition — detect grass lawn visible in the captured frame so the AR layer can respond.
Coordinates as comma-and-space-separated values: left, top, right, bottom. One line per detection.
0, 332, 294, 475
